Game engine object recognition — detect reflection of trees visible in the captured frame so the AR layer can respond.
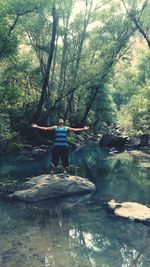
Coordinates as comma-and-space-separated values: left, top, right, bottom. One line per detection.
71, 145, 113, 179
71, 146, 135, 181
43, 201, 150, 267
1, 192, 150, 267
1, 146, 150, 266
131, 232, 150, 267
72, 147, 150, 204
0, 154, 50, 183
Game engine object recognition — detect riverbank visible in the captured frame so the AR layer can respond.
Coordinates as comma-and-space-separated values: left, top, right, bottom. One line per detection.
1, 126, 150, 158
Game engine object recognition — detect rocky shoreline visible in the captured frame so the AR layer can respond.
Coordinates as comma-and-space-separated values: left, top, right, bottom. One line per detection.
18, 132, 149, 159
0, 122, 149, 158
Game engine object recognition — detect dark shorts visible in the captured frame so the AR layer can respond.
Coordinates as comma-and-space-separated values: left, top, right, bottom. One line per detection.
51, 146, 69, 168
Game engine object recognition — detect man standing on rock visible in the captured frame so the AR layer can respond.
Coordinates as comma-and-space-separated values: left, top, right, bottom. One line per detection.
31, 119, 89, 177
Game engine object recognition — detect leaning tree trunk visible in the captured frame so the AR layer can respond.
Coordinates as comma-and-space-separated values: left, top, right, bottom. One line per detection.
122, 0, 150, 48
129, 13, 150, 48
34, 5, 58, 122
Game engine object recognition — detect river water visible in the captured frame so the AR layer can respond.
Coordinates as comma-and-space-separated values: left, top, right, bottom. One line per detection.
0, 144, 150, 267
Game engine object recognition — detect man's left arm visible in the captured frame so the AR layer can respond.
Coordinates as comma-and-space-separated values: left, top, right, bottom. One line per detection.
68, 126, 89, 133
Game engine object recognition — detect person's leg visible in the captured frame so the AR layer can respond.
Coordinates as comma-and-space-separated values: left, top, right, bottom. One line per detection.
61, 146, 69, 176
50, 147, 59, 173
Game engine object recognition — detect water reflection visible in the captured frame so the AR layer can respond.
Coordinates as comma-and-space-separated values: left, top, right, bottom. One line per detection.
71, 146, 150, 205
0, 196, 150, 267
0, 146, 150, 266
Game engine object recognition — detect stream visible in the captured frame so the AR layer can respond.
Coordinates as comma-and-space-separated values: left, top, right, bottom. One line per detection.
0, 144, 150, 267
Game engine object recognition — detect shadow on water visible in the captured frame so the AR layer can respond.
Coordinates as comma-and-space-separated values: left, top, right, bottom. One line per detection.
0, 144, 150, 267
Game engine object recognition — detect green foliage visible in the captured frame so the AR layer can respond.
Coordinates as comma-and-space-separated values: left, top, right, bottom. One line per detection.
117, 84, 150, 136
0, 0, 150, 152
112, 43, 150, 137
111, 60, 140, 106
0, 54, 41, 111
0, 113, 21, 154
0, 33, 18, 60
0, 0, 46, 59
67, 133, 76, 143
0, 113, 14, 140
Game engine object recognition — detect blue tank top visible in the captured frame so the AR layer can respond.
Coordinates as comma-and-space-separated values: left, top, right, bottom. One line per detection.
54, 126, 68, 146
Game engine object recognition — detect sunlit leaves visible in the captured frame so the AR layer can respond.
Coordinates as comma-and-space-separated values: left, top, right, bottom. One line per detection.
117, 84, 150, 136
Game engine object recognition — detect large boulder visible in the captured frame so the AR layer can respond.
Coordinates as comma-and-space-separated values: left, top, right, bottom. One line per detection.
140, 134, 149, 147
125, 137, 141, 149
9, 174, 96, 202
108, 199, 150, 224
99, 134, 128, 150
125, 134, 150, 150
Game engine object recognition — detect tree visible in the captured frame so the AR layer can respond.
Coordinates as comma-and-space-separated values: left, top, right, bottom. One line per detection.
115, 43, 150, 136
0, 0, 40, 59
117, 84, 150, 136
33, 5, 58, 122
1, 0, 150, 147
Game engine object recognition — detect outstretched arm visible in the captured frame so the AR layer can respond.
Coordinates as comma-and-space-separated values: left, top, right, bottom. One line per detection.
31, 123, 55, 131
68, 126, 89, 133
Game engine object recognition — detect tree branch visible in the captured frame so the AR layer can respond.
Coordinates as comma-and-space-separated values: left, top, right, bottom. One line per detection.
8, 9, 38, 36
122, 0, 150, 48
8, 15, 19, 36
91, 0, 113, 14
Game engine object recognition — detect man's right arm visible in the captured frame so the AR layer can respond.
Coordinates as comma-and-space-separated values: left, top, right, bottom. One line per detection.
31, 124, 55, 131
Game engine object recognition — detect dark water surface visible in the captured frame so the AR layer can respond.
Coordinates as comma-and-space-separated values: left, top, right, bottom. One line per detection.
0, 145, 150, 267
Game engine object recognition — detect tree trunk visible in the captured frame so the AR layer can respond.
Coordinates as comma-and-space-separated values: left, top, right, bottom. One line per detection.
57, 14, 70, 118
80, 87, 99, 126
64, 0, 93, 122
34, 5, 58, 122
46, 34, 59, 113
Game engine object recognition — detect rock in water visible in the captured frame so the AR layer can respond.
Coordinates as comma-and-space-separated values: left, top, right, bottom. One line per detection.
99, 134, 128, 150
9, 174, 96, 202
108, 200, 150, 223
